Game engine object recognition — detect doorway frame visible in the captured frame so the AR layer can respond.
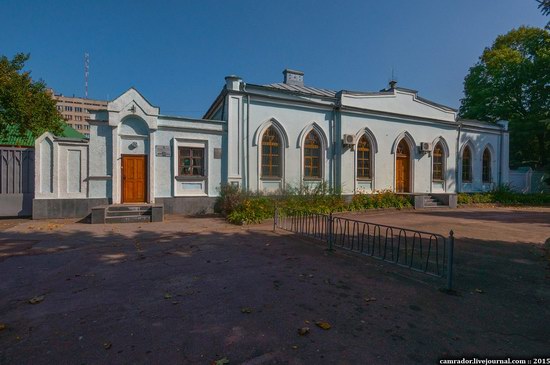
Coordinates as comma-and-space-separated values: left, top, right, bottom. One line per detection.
392, 133, 415, 194
121, 154, 148, 204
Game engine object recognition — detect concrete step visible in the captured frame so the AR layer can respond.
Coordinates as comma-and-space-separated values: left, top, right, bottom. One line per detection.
105, 215, 152, 224
106, 210, 152, 217
107, 205, 152, 212
423, 195, 449, 208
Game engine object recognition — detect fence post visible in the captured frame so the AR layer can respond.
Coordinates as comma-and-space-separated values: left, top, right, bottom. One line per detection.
273, 205, 278, 232
327, 213, 334, 251
446, 230, 455, 291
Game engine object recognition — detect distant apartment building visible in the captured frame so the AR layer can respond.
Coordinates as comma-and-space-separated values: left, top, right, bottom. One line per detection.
52, 93, 108, 138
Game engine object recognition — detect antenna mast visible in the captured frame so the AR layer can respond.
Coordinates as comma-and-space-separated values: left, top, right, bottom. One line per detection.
84, 53, 89, 98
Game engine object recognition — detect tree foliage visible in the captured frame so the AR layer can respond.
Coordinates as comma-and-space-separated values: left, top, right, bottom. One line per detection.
459, 26, 550, 168
0, 53, 63, 141
537, 0, 550, 28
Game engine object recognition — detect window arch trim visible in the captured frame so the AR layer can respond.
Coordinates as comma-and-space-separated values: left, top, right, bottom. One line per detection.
253, 118, 289, 148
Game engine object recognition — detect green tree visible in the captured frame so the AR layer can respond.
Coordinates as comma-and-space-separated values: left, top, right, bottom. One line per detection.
0, 53, 63, 141
537, 0, 550, 28
459, 26, 550, 169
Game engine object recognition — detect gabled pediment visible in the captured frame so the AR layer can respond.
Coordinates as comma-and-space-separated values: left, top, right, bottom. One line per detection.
340, 88, 457, 123
107, 88, 159, 130
108, 88, 159, 116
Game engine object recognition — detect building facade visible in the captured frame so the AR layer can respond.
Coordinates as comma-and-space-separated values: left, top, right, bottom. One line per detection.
52, 93, 108, 138
33, 69, 509, 218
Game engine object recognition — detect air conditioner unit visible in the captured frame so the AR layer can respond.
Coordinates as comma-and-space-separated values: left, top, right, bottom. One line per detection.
419, 142, 431, 153
343, 134, 356, 146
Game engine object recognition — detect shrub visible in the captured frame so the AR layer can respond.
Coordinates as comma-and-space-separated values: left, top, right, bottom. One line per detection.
227, 196, 274, 225
278, 183, 347, 216
350, 189, 413, 210
214, 184, 244, 216
458, 185, 550, 206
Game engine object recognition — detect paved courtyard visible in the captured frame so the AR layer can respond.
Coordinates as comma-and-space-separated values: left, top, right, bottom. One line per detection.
0, 207, 549, 364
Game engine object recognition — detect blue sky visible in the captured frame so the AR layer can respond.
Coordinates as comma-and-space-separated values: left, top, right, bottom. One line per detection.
0, 0, 546, 117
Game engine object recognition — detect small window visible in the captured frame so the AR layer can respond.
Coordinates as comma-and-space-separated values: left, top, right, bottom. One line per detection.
178, 147, 204, 176
482, 148, 491, 183
304, 130, 321, 178
462, 146, 472, 182
75, 107, 83, 112
357, 135, 371, 179
261, 126, 281, 178
64, 106, 73, 111
432, 143, 444, 181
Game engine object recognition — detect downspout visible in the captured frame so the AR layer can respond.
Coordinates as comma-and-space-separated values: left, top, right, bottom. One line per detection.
498, 126, 504, 187
242, 82, 250, 192
455, 121, 462, 193
333, 95, 342, 192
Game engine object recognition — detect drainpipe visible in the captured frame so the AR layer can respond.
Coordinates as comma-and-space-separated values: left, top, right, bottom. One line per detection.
455, 121, 462, 193
498, 127, 504, 187
242, 82, 250, 192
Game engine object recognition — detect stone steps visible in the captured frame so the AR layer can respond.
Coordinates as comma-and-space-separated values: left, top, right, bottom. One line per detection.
422, 195, 448, 208
91, 204, 164, 224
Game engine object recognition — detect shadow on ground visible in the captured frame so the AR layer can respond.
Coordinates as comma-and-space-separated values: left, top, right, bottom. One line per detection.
0, 210, 549, 364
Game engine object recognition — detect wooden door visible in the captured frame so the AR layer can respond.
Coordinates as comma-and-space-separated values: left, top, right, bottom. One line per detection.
395, 140, 410, 193
122, 155, 147, 203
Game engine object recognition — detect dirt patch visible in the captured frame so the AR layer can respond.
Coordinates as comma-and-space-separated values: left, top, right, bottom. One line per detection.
0, 208, 549, 364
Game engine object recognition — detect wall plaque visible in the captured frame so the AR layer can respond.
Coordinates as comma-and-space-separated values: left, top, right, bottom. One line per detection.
155, 145, 171, 157
213, 148, 222, 159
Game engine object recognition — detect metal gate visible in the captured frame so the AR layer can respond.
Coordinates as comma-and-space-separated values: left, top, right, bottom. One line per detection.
274, 209, 455, 291
0, 147, 35, 217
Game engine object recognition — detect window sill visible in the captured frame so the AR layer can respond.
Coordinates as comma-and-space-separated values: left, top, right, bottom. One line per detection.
357, 178, 372, 182
260, 177, 282, 181
303, 178, 322, 182
175, 176, 207, 182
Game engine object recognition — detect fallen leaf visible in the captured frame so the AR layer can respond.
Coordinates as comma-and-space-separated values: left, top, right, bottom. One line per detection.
315, 321, 331, 330
0, 323, 6, 331
29, 295, 45, 304
364, 297, 377, 302
212, 357, 229, 365
164, 293, 172, 299
297, 327, 310, 336
291, 345, 298, 350
475, 288, 484, 294
103, 341, 112, 350
241, 307, 253, 314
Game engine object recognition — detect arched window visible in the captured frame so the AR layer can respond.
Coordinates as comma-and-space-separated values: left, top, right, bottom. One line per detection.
432, 142, 444, 181
357, 135, 372, 179
261, 126, 281, 178
304, 130, 321, 178
482, 148, 491, 183
462, 146, 472, 182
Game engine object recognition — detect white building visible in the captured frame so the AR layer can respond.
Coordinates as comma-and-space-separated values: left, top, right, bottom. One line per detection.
33, 69, 509, 219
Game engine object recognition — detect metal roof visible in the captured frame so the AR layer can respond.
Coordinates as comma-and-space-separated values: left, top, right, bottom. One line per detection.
0, 123, 86, 147
262, 83, 337, 98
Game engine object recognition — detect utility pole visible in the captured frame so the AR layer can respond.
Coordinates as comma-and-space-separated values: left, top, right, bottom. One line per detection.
84, 53, 89, 99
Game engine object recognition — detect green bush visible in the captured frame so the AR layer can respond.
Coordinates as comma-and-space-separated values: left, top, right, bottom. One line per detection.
216, 183, 415, 225
350, 189, 413, 210
458, 185, 550, 206
278, 182, 347, 216
214, 184, 244, 216
227, 196, 274, 225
